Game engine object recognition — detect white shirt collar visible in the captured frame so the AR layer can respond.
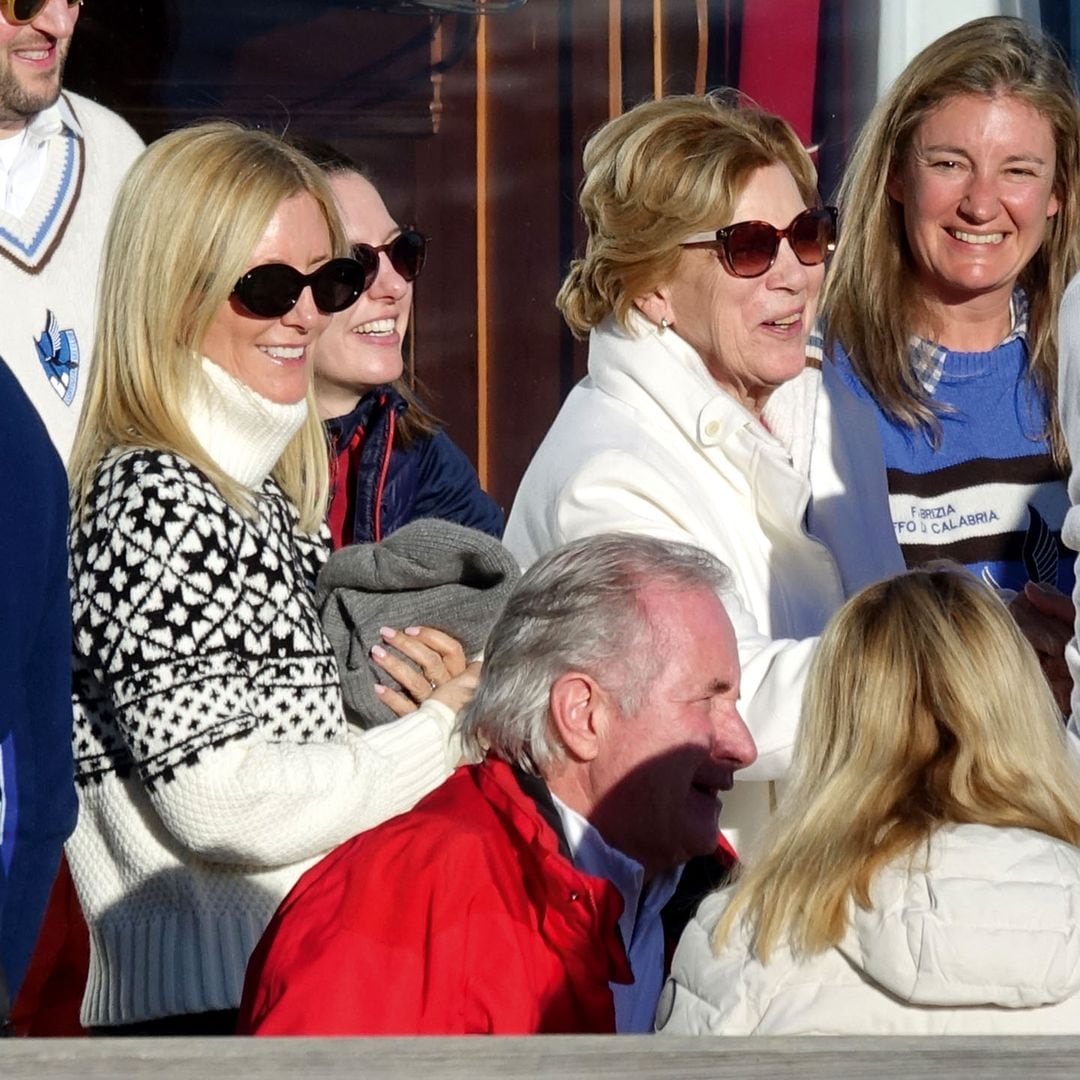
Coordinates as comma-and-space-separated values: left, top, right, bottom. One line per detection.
25, 95, 81, 148
0, 127, 27, 173
589, 310, 819, 463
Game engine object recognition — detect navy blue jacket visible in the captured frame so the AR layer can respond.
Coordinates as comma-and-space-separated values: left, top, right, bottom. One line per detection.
326, 387, 503, 547
0, 360, 76, 1002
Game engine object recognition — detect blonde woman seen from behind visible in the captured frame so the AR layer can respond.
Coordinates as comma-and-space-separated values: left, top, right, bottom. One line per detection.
658, 567, 1080, 1036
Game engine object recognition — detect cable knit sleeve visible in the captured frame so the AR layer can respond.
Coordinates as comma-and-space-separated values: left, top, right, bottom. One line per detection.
71, 450, 455, 867
150, 701, 457, 866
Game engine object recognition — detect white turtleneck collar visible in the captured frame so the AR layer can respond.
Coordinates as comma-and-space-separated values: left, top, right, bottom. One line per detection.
185, 356, 309, 489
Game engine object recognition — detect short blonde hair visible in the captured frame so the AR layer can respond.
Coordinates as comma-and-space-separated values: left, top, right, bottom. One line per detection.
70, 121, 349, 531
821, 16, 1080, 464
715, 567, 1080, 961
557, 93, 819, 338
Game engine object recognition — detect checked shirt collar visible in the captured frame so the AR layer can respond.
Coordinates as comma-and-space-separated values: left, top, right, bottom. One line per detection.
910, 287, 1029, 394
807, 287, 1028, 392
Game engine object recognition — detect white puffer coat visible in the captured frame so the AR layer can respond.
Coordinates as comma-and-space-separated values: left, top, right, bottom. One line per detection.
657, 823, 1080, 1035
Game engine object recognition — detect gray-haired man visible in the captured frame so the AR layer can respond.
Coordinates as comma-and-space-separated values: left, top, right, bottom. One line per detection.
240, 533, 757, 1036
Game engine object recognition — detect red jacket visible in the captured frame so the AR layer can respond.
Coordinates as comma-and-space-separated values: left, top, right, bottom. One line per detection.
238, 759, 633, 1035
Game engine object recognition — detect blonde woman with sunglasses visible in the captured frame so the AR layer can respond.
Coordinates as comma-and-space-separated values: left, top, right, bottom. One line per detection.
65, 122, 464, 1036
659, 567, 1080, 1036
504, 93, 902, 855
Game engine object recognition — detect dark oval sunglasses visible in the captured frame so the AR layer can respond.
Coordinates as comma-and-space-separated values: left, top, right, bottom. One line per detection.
1, 0, 81, 24
682, 206, 838, 279
351, 229, 428, 288
231, 258, 369, 319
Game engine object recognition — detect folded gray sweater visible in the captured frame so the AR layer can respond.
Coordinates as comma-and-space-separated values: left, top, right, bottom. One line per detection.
315, 518, 520, 727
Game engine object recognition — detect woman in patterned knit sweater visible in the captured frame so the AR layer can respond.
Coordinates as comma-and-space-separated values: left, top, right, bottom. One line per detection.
65, 123, 473, 1035
817, 17, 1080, 706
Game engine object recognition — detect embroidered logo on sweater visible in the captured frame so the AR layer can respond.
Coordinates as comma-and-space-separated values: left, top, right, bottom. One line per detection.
1022, 505, 1059, 586
35, 309, 79, 405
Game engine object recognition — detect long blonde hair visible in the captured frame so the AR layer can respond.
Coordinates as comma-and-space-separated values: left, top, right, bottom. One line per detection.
69, 121, 349, 531
715, 567, 1080, 961
820, 16, 1080, 464
557, 92, 819, 338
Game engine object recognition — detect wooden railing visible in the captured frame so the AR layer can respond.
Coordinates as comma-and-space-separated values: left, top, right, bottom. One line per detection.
2, 1035, 1080, 1079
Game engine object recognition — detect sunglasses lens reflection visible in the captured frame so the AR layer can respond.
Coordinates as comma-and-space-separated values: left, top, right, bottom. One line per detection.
6, 0, 78, 22
8, 0, 45, 21
726, 224, 779, 277
310, 260, 368, 313
791, 210, 836, 266
351, 230, 427, 285
234, 265, 299, 318
389, 231, 427, 281
350, 246, 379, 290
724, 209, 836, 278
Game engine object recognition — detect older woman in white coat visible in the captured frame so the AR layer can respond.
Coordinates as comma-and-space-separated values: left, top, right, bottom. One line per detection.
504, 94, 902, 854
658, 567, 1080, 1035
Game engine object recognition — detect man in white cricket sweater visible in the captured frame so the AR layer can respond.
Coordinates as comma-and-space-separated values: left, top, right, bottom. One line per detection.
0, 0, 142, 462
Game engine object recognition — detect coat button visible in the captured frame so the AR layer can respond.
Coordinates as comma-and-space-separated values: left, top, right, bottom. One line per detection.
705, 420, 720, 438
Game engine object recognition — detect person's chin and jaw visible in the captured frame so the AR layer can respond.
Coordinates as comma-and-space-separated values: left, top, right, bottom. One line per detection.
0, 6, 75, 127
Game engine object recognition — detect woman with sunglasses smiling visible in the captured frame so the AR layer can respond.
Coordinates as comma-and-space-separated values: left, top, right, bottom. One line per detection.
65, 122, 465, 1035
296, 140, 502, 553
288, 142, 502, 721
817, 18, 1080, 709
504, 93, 902, 855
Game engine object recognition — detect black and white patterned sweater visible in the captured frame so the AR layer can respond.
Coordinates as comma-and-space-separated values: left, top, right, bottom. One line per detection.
72, 450, 343, 791
66, 363, 458, 1028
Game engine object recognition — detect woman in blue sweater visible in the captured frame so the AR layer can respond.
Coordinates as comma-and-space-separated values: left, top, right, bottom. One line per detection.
298, 141, 503, 549
819, 17, 1080, 599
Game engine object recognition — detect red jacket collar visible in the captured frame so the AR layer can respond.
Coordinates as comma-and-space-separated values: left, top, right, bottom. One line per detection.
474, 758, 634, 987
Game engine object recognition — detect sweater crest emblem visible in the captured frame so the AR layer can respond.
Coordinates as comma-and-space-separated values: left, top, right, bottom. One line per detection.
35, 309, 79, 406
1021, 505, 1060, 586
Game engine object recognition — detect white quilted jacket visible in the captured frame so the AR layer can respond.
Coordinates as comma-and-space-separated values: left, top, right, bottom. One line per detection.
658, 823, 1080, 1035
